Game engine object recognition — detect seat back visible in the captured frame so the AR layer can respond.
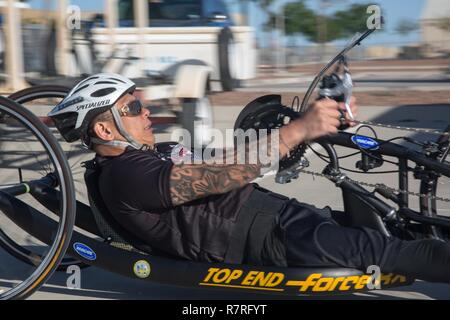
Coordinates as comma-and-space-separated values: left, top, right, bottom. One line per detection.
83, 159, 154, 254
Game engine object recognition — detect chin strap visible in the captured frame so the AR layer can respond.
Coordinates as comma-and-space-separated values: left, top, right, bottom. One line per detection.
89, 107, 152, 151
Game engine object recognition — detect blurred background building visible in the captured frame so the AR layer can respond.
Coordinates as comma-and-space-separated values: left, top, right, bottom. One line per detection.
0, 0, 449, 91
421, 0, 450, 57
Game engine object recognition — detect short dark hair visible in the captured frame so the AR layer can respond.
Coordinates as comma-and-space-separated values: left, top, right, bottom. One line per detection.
88, 110, 113, 140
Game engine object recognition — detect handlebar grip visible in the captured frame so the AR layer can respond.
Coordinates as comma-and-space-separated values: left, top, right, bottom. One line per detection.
315, 97, 349, 131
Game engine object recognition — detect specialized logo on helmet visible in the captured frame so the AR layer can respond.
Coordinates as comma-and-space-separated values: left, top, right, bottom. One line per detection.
76, 99, 111, 111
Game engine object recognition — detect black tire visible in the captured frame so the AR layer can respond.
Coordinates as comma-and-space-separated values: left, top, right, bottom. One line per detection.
218, 27, 237, 92
180, 97, 214, 148
44, 21, 58, 77
0, 96, 76, 300
233, 95, 307, 177
234, 95, 285, 132
9, 85, 70, 103
7, 85, 88, 272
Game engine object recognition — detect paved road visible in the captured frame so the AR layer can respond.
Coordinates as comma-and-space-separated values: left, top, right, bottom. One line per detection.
1, 102, 449, 300
241, 80, 450, 93
239, 71, 450, 93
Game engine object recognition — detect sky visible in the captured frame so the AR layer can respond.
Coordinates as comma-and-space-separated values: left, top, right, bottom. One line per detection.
25, 0, 426, 46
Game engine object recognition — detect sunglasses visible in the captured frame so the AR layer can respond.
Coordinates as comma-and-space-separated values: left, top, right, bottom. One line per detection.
118, 99, 144, 117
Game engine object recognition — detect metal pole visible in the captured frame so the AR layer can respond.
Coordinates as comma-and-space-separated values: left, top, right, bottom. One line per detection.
105, 0, 118, 33
280, 7, 286, 71
56, 0, 70, 75
275, 8, 286, 73
105, 0, 119, 62
134, 0, 149, 76
275, 11, 281, 72
240, 0, 248, 26
3, 0, 26, 91
316, 0, 330, 64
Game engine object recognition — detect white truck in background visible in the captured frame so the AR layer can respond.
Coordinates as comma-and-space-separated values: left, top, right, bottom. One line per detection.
71, 0, 257, 92
88, 26, 256, 92
1, 0, 257, 147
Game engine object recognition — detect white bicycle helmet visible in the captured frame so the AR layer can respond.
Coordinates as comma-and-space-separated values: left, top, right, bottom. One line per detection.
48, 73, 144, 149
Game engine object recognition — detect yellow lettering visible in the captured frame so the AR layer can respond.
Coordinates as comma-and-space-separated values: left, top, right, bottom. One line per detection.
298, 274, 322, 292
213, 269, 231, 283
339, 276, 359, 291
225, 270, 243, 284
203, 268, 220, 282
266, 273, 285, 287
251, 272, 271, 286
381, 273, 393, 285
355, 275, 371, 290
241, 271, 258, 286
313, 277, 334, 292
391, 274, 407, 284
329, 277, 346, 291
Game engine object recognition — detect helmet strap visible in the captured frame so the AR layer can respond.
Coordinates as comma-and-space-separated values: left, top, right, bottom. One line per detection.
110, 107, 144, 150
89, 107, 151, 151
90, 137, 135, 149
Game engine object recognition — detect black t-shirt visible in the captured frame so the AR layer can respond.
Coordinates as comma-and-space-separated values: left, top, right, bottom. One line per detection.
96, 148, 256, 262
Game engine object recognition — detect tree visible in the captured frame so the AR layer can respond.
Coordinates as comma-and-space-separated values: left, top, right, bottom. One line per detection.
333, 3, 373, 37
264, 1, 313, 36
267, 1, 376, 43
434, 17, 450, 32
395, 19, 419, 36
238, 0, 275, 26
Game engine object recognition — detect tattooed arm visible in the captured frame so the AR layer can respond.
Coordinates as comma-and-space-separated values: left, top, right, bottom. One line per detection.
169, 97, 352, 206
170, 163, 262, 206
169, 119, 306, 206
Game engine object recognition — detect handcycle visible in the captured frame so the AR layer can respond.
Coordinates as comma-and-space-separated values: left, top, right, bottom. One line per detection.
1, 25, 449, 299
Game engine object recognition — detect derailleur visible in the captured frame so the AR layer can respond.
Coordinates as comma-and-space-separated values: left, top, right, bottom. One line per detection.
275, 158, 310, 184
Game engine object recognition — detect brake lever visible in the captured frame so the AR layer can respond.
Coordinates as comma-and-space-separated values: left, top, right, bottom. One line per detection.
318, 56, 354, 124
342, 70, 354, 120
318, 72, 351, 130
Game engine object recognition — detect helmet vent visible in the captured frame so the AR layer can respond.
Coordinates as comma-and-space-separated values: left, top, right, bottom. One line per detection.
94, 81, 117, 85
77, 76, 100, 87
91, 87, 116, 97
72, 84, 90, 95
110, 77, 126, 84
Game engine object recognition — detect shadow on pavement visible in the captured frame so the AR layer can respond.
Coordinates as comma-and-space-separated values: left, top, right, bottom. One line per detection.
359, 103, 450, 152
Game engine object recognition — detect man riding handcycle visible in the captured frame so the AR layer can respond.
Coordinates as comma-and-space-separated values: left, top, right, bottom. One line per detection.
44, 72, 450, 286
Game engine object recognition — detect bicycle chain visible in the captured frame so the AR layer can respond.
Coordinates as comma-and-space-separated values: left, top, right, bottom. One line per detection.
298, 168, 450, 203
353, 120, 450, 136
297, 120, 450, 202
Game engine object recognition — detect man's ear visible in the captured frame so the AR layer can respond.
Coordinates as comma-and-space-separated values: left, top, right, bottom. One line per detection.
93, 121, 115, 141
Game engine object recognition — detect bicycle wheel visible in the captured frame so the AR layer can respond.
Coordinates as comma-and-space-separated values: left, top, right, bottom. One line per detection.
0, 96, 76, 300
7, 86, 90, 271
